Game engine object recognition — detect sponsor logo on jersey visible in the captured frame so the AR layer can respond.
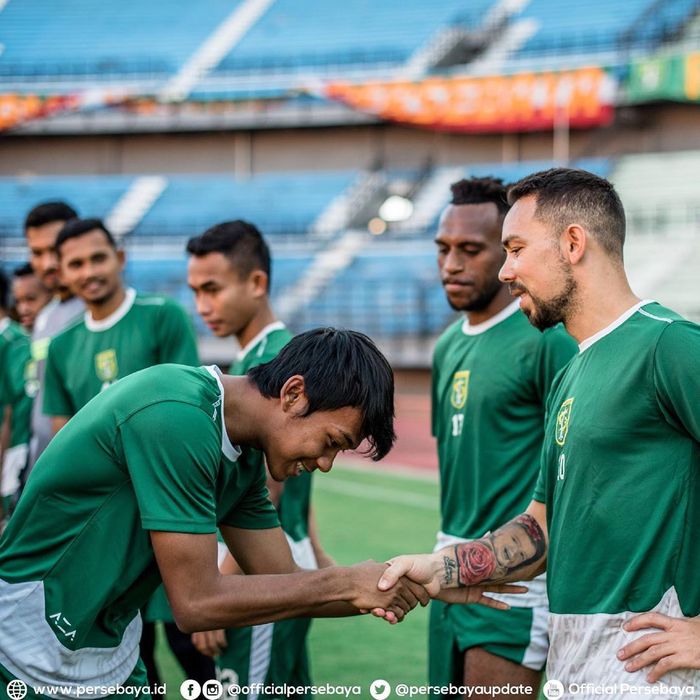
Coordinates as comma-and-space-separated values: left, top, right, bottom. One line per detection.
95, 349, 119, 383
450, 370, 470, 410
555, 397, 574, 446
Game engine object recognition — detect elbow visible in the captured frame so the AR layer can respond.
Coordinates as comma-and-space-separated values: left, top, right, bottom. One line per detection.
169, 596, 216, 634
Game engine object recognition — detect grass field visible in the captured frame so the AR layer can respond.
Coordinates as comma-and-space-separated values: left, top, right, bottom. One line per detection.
156, 462, 440, 696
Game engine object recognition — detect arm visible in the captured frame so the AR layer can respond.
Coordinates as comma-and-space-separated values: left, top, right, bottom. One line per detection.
618, 613, 700, 682
308, 506, 335, 568
152, 527, 427, 633
378, 500, 548, 602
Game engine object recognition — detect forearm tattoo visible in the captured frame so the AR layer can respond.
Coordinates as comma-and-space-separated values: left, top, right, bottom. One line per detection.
443, 514, 546, 587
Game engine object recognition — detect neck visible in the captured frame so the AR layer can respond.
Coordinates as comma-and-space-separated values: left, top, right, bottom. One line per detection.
88, 285, 126, 322
220, 375, 267, 449
564, 268, 639, 344
237, 304, 277, 350
465, 285, 513, 326
57, 287, 74, 303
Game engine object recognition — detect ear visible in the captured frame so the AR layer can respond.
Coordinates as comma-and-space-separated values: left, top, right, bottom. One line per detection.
117, 248, 126, 271
249, 270, 269, 298
561, 224, 586, 265
279, 375, 309, 416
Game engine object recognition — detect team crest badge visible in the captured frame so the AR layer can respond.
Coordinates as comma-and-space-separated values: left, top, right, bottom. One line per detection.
450, 370, 470, 410
95, 349, 119, 384
555, 398, 574, 446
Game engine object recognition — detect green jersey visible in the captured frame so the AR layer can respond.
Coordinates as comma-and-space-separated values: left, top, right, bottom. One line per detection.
534, 301, 700, 688
432, 302, 576, 539
0, 364, 279, 692
43, 288, 198, 417
0, 319, 32, 449
229, 323, 312, 545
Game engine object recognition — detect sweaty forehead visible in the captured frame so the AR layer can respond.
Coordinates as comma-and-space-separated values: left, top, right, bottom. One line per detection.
437, 203, 503, 243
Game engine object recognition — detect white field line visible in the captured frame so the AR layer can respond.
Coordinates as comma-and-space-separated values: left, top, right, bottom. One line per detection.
314, 474, 437, 511
334, 458, 438, 483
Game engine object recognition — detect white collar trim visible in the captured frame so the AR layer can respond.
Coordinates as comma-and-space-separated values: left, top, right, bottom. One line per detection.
0, 317, 10, 334
84, 288, 136, 332
236, 321, 286, 361
578, 299, 655, 353
204, 365, 241, 461
461, 300, 520, 336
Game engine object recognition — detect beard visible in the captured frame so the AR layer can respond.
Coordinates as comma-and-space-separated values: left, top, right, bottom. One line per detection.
446, 276, 503, 312
514, 266, 578, 331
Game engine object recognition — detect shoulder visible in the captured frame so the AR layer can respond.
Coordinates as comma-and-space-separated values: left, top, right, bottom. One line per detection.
134, 293, 188, 319
434, 318, 462, 357
48, 315, 86, 350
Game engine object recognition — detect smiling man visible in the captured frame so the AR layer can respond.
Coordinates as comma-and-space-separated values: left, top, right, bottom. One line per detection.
0, 328, 507, 698
429, 178, 575, 699
42, 218, 198, 433
379, 168, 700, 697
187, 221, 332, 698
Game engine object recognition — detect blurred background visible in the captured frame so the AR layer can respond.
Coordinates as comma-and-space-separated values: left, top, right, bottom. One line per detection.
0, 0, 698, 691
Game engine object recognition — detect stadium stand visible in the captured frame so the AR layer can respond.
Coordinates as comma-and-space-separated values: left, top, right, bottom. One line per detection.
0, 0, 238, 84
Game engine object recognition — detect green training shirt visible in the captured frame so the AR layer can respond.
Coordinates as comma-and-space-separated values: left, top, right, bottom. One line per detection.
229, 322, 311, 543
43, 288, 198, 417
0, 318, 32, 448
0, 364, 279, 692
534, 301, 700, 687
432, 302, 576, 539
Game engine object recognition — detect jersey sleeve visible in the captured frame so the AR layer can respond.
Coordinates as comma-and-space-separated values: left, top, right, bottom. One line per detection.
534, 325, 578, 402
654, 321, 700, 442
119, 401, 222, 533
155, 300, 199, 366
218, 452, 280, 530
42, 338, 75, 417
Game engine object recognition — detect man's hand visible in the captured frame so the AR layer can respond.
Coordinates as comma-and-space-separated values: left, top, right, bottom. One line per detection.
191, 629, 227, 658
618, 613, 700, 682
346, 561, 430, 623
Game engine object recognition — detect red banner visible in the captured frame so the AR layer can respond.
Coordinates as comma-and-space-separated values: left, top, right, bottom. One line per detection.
324, 67, 616, 132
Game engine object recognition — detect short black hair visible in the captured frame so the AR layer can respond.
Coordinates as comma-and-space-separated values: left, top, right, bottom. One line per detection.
55, 218, 117, 254
248, 328, 395, 461
24, 201, 78, 231
186, 220, 272, 289
0, 269, 8, 310
450, 177, 510, 217
507, 168, 626, 259
13, 263, 36, 278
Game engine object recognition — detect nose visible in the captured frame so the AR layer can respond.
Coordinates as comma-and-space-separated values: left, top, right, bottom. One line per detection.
195, 294, 212, 317
498, 256, 514, 283
316, 453, 335, 473
442, 248, 463, 274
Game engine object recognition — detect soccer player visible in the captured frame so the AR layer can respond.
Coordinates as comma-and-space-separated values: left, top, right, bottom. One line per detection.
378, 168, 700, 696
0, 271, 32, 519
187, 221, 331, 695
24, 201, 83, 471
0, 329, 514, 696
12, 264, 52, 334
430, 178, 576, 698
42, 218, 198, 432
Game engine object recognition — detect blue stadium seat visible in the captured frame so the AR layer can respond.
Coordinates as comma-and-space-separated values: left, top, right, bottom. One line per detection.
0, 0, 238, 80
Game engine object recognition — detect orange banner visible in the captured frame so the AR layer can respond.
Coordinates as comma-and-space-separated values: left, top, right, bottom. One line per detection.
324, 68, 616, 132
0, 91, 130, 131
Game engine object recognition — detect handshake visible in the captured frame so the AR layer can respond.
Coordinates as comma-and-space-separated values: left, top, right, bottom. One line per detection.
345, 551, 527, 624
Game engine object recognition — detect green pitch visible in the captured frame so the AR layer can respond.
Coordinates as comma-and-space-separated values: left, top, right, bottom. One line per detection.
157, 463, 440, 696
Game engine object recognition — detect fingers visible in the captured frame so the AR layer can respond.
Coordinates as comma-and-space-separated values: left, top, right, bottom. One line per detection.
623, 612, 673, 633
476, 593, 510, 611
377, 556, 412, 591
621, 641, 674, 674
191, 630, 227, 657
482, 583, 528, 595
618, 632, 667, 661
403, 577, 431, 607
647, 654, 682, 683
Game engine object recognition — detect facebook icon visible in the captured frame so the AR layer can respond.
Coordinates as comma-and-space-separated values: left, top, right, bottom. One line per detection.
180, 680, 202, 699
